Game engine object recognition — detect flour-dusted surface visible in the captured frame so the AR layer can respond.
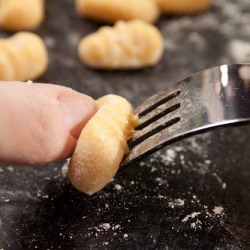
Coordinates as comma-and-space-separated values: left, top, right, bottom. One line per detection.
0, 0, 250, 249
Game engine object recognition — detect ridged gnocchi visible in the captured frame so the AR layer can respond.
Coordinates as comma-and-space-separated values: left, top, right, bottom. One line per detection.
76, 0, 159, 24
69, 94, 138, 195
78, 20, 164, 69
0, 32, 48, 81
154, 0, 212, 15
0, 0, 44, 31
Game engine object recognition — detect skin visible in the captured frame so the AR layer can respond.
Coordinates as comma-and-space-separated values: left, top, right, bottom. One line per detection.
0, 81, 97, 165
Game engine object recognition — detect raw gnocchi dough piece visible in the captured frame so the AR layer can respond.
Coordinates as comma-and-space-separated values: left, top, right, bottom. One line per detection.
0, 0, 44, 31
76, 0, 159, 24
69, 94, 138, 195
0, 32, 48, 81
78, 20, 164, 69
154, 0, 212, 15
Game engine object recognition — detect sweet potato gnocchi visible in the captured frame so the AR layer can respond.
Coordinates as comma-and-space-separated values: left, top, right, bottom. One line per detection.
69, 94, 138, 195
154, 0, 212, 15
0, 32, 48, 81
0, 0, 44, 31
76, 0, 159, 24
78, 20, 164, 69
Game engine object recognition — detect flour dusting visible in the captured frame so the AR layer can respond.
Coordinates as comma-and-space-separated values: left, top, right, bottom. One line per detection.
99, 223, 111, 230
213, 206, 224, 215
182, 212, 201, 222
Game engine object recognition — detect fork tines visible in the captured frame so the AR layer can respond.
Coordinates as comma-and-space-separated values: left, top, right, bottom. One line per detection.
123, 89, 182, 166
122, 63, 250, 167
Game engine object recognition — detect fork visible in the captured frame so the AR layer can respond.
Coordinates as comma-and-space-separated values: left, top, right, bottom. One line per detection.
122, 63, 250, 167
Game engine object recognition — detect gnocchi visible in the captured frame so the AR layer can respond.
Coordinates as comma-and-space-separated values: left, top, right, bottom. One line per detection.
76, 0, 159, 24
78, 20, 164, 69
68, 94, 138, 195
154, 0, 212, 15
0, 0, 44, 31
0, 32, 48, 81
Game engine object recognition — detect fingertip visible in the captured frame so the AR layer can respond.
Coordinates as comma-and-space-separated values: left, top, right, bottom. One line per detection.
58, 91, 97, 139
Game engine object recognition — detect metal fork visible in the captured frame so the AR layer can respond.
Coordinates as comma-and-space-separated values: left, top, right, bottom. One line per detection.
122, 63, 250, 167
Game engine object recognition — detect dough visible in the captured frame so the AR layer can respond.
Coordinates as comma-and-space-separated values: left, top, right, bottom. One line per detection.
78, 20, 163, 69
0, 0, 44, 31
69, 94, 138, 195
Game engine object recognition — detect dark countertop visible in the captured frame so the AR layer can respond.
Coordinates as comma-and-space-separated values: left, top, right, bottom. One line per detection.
0, 0, 250, 249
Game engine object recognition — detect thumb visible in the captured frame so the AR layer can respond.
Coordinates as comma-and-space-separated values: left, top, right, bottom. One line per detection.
0, 81, 97, 165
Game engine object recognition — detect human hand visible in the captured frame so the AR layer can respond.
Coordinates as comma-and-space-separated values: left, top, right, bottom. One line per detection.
0, 81, 97, 165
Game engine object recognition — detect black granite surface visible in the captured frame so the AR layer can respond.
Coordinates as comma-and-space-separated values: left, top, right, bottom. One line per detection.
0, 0, 250, 249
